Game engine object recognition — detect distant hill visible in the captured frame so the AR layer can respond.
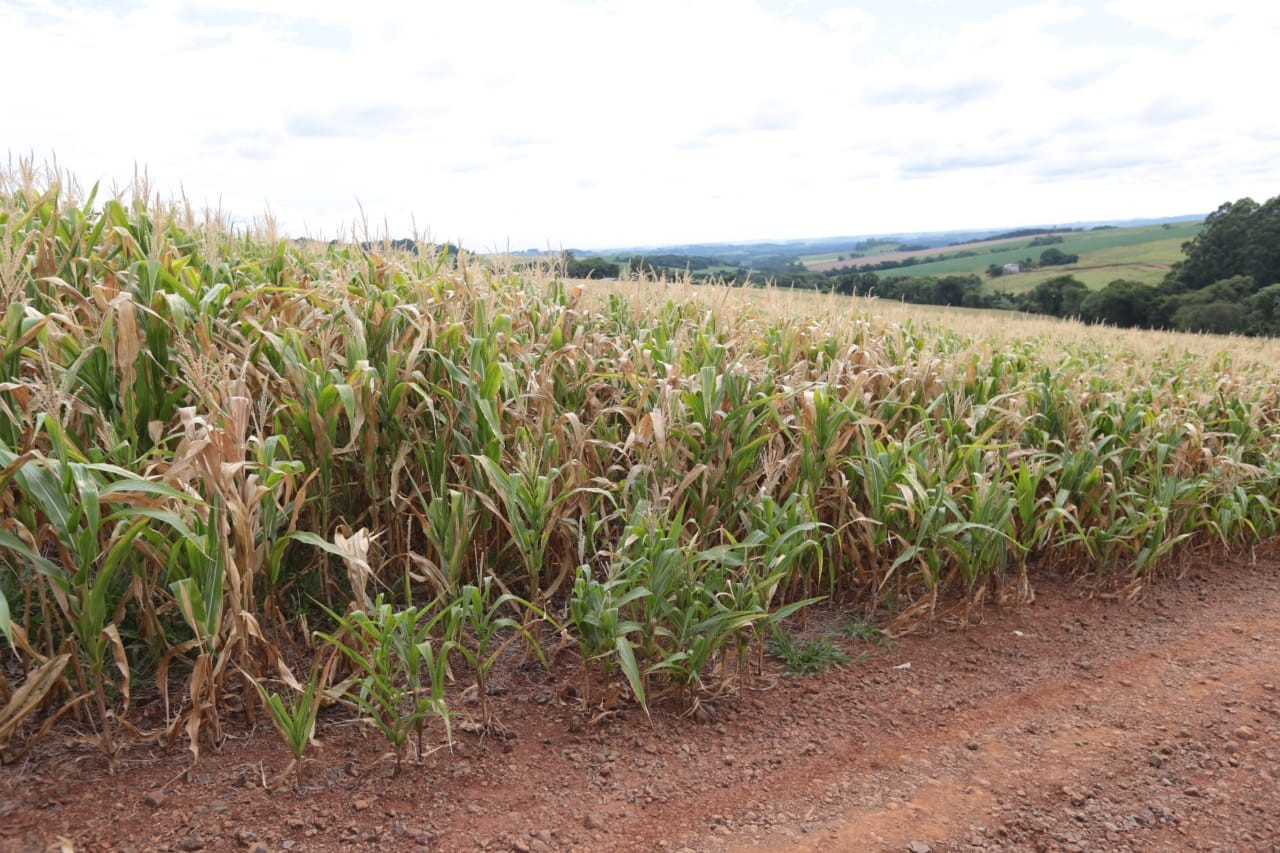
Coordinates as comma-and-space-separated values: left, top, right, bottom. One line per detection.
807, 221, 1203, 291
586, 214, 1205, 269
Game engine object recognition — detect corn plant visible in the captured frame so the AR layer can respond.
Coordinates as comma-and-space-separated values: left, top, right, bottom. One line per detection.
7, 169, 1280, 757
316, 598, 452, 774
446, 576, 545, 731
566, 564, 648, 710
246, 659, 330, 790
0, 438, 201, 763
474, 447, 579, 603
413, 487, 477, 596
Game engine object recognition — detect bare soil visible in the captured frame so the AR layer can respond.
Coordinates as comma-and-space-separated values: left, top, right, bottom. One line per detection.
3, 555, 1279, 853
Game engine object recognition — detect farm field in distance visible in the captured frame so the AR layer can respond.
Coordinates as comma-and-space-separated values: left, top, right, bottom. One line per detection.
798, 240, 904, 266
2, 174, 1278, 851
803, 221, 1203, 292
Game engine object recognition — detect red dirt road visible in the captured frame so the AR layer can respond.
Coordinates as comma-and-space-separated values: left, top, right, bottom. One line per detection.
2, 556, 1278, 852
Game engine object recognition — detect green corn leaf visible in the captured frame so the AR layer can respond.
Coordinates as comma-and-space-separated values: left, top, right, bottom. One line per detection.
613, 635, 646, 711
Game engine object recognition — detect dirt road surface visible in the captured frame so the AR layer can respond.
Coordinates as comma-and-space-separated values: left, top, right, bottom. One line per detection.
2, 556, 1278, 852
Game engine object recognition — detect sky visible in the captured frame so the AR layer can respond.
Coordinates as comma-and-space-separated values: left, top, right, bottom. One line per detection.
4, 0, 1279, 251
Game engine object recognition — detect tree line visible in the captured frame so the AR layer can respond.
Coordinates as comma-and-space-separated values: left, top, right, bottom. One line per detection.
827, 192, 1280, 335
1040, 196, 1280, 335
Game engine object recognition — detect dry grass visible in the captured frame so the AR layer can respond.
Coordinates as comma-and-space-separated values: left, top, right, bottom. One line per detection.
600, 276, 1280, 368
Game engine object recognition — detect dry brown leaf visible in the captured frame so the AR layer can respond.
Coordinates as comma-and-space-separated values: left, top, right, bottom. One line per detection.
0, 653, 70, 754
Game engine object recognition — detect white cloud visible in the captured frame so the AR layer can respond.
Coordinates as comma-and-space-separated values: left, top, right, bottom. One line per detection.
1104, 0, 1234, 40
4, 0, 1279, 247
824, 8, 876, 42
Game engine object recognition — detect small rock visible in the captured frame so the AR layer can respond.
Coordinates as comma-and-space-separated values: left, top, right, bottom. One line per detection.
354, 799, 372, 811
534, 829, 554, 844
584, 814, 606, 831
1234, 726, 1260, 741
908, 842, 933, 853
143, 791, 166, 809
178, 835, 205, 852
1062, 787, 1086, 807
511, 838, 531, 852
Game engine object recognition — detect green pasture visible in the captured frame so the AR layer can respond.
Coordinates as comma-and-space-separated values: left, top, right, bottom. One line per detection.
874, 221, 1201, 283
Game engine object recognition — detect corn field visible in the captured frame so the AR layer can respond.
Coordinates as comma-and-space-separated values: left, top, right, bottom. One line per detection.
3, 169, 1280, 773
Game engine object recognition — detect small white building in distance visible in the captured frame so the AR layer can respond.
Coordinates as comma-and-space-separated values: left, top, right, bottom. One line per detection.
1003, 263, 1022, 274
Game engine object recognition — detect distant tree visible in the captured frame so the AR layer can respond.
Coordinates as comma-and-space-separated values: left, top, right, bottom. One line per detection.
1080, 280, 1153, 328
1038, 247, 1079, 267
1246, 283, 1280, 336
564, 252, 620, 279
833, 271, 879, 296
1169, 197, 1280, 292
986, 263, 1004, 278
1152, 275, 1254, 330
1021, 275, 1089, 317
932, 275, 978, 306
1171, 301, 1247, 335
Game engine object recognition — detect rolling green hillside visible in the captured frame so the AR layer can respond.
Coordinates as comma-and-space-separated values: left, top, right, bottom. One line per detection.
869, 222, 1202, 290
800, 241, 904, 265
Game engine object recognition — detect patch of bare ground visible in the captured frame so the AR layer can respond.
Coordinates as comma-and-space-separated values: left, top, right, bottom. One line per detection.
3, 555, 1279, 853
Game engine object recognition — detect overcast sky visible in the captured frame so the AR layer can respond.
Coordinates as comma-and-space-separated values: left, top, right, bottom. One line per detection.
5, 1, 1279, 250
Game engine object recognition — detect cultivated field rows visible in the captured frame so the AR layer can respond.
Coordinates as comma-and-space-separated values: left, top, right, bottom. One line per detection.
3, 173, 1280, 781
